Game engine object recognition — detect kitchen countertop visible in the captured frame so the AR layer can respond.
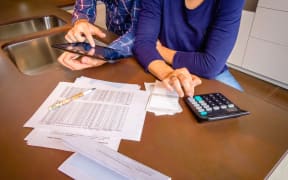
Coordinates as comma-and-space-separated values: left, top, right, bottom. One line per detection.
0, 0, 72, 23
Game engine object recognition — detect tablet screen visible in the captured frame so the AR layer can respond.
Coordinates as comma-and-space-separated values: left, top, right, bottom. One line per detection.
52, 42, 126, 63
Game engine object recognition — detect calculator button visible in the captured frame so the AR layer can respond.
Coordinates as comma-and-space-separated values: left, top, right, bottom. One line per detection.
228, 104, 235, 108
197, 109, 203, 113
196, 106, 204, 111
205, 107, 213, 112
194, 96, 203, 101
192, 101, 199, 106
200, 111, 207, 116
210, 103, 216, 107
213, 106, 220, 110
220, 105, 227, 109
200, 101, 207, 106
194, 104, 201, 109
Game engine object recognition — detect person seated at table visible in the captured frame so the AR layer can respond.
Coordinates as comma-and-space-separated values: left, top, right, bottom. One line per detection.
133, 0, 245, 97
58, 0, 140, 70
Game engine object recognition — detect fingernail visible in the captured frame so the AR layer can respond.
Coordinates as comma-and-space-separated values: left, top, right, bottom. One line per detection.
81, 57, 88, 63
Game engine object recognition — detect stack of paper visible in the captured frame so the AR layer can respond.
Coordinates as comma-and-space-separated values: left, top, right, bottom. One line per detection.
24, 76, 149, 151
59, 136, 171, 180
24, 76, 173, 179
145, 81, 182, 116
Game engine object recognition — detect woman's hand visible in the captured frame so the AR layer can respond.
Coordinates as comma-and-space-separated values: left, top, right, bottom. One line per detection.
65, 19, 106, 47
148, 60, 202, 97
162, 68, 202, 97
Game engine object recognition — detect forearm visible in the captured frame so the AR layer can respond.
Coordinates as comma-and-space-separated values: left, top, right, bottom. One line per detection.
156, 42, 176, 65
148, 60, 174, 80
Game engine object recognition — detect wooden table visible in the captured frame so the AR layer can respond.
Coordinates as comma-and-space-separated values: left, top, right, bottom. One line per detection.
1, 1, 288, 179
1, 52, 288, 179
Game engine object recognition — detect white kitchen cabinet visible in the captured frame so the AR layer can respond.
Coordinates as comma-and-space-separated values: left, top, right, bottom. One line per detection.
228, 1, 288, 89
243, 37, 288, 85
228, 10, 255, 67
258, 0, 288, 12
251, 7, 288, 46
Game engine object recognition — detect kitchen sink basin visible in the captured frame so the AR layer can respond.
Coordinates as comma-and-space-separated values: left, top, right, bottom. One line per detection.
4, 32, 67, 75
3, 32, 108, 75
0, 16, 66, 40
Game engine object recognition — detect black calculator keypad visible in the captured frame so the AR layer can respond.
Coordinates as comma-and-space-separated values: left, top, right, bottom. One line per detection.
185, 93, 249, 122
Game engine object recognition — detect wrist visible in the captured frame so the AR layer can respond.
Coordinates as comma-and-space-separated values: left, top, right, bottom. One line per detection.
148, 60, 173, 80
74, 19, 89, 26
157, 45, 176, 65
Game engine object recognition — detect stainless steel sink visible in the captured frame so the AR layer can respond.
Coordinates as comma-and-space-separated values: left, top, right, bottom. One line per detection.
4, 32, 67, 75
0, 16, 66, 40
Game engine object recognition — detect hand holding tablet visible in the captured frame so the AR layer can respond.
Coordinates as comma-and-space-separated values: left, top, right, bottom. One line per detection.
52, 42, 127, 63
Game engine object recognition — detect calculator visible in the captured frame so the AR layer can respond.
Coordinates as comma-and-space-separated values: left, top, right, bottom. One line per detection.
185, 92, 249, 122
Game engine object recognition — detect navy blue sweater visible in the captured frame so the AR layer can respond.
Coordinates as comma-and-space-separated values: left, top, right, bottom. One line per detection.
134, 0, 244, 79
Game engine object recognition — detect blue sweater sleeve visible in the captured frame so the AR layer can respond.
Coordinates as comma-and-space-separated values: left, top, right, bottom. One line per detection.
133, 0, 163, 71
173, 1, 244, 78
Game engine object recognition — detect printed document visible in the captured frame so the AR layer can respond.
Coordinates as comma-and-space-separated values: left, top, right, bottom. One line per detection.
59, 153, 127, 180
24, 128, 121, 151
24, 77, 142, 151
59, 136, 171, 180
24, 82, 150, 141
74, 76, 141, 90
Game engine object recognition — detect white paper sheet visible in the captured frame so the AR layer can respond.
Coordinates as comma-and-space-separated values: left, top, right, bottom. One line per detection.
265, 150, 288, 180
59, 153, 127, 180
148, 94, 182, 115
60, 136, 171, 180
24, 82, 150, 141
25, 129, 72, 151
145, 81, 182, 116
25, 129, 121, 151
74, 76, 141, 90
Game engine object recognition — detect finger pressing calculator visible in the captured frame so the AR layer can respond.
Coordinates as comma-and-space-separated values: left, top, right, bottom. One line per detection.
185, 92, 249, 122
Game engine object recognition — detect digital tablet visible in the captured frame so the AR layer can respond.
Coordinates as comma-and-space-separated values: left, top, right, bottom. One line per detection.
52, 42, 126, 63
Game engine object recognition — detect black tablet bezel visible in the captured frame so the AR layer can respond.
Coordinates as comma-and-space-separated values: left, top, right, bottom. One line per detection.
52, 42, 126, 63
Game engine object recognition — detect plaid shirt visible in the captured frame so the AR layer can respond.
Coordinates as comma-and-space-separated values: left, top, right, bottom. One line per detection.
72, 0, 140, 56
